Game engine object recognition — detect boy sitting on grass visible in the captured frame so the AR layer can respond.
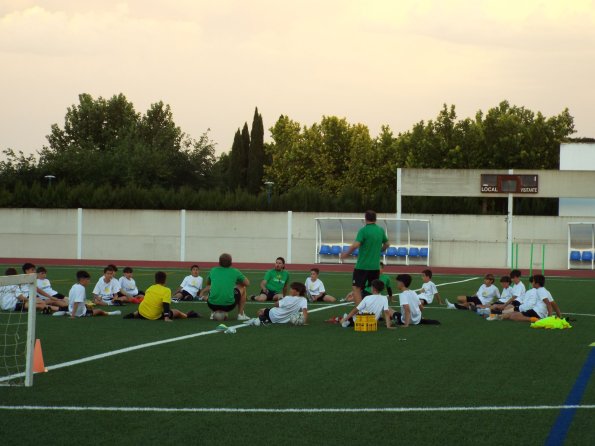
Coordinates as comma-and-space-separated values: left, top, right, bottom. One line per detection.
498, 275, 549, 323
93, 265, 127, 306
254, 282, 309, 325
118, 266, 145, 303
173, 264, 203, 301
53, 270, 121, 318
1, 267, 57, 313
305, 268, 336, 303
340, 279, 395, 329
36, 267, 68, 309
124, 271, 199, 321
418, 269, 442, 306
446, 274, 499, 311
393, 274, 441, 326
492, 269, 526, 312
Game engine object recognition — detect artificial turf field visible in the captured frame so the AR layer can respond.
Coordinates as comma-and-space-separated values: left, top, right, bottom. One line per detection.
0, 264, 594, 446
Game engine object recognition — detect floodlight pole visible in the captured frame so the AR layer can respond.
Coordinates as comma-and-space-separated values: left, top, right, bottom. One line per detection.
396, 168, 402, 220
44, 174, 56, 187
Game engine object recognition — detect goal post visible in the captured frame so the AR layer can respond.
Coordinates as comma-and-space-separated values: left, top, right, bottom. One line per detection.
0, 272, 37, 387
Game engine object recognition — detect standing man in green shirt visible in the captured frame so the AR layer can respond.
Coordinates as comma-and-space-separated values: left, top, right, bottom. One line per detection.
202, 253, 250, 321
252, 257, 290, 302
341, 210, 389, 305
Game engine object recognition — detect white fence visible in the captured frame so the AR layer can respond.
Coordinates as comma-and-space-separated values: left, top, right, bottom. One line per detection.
1, 208, 594, 270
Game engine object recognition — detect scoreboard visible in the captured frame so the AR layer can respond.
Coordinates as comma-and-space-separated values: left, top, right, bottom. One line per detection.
481, 174, 539, 194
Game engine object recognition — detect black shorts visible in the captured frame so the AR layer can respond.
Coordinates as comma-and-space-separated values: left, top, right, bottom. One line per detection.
207, 288, 241, 312
352, 269, 380, 289
14, 302, 25, 312
392, 312, 404, 325
521, 309, 540, 318
52, 293, 65, 299
259, 307, 273, 323
312, 292, 326, 302
261, 289, 277, 301
466, 296, 482, 306
420, 298, 428, 305
512, 300, 521, 308
179, 290, 194, 301
84, 308, 94, 317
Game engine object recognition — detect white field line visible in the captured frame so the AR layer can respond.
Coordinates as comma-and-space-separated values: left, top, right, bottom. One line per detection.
0, 277, 478, 383
0, 404, 594, 413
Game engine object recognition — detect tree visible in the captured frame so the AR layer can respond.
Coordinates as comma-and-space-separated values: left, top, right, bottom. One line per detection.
240, 122, 250, 188
228, 129, 242, 190
247, 107, 265, 193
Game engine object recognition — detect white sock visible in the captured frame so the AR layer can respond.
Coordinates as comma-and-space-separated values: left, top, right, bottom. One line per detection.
108, 310, 122, 316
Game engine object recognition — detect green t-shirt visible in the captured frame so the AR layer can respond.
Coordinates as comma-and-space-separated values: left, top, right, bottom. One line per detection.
355, 223, 388, 270
264, 269, 290, 293
207, 266, 246, 306
365, 273, 391, 296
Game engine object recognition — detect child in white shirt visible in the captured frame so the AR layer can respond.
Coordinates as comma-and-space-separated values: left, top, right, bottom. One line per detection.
448, 274, 499, 310
305, 268, 336, 303
256, 282, 308, 325
93, 265, 124, 306
173, 265, 203, 301
340, 280, 395, 329
55, 270, 120, 318
393, 274, 441, 326
118, 267, 145, 302
418, 269, 443, 306
501, 275, 549, 322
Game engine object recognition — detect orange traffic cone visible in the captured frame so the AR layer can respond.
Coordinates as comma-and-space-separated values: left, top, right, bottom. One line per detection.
33, 339, 48, 373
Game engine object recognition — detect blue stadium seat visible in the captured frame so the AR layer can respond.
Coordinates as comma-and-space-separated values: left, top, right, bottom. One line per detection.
352, 248, 359, 256
319, 245, 331, 255
569, 250, 581, 261
581, 251, 593, 262
330, 245, 342, 256
386, 246, 398, 257
342, 245, 350, 253
420, 247, 429, 258
397, 247, 408, 257
409, 247, 420, 257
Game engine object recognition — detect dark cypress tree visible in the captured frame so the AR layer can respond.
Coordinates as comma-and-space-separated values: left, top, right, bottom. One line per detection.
247, 107, 265, 193
228, 129, 242, 189
240, 122, 250, 188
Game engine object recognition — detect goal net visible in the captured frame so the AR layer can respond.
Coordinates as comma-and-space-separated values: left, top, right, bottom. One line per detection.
0, 273, 37, 386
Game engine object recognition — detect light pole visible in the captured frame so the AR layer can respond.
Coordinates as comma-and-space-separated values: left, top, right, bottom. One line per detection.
44, 175, 56, 187
264, 181, 274, 206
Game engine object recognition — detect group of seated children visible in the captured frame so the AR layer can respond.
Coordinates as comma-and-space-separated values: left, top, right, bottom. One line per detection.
339, 274, 440, 329
445, 270, 562, 322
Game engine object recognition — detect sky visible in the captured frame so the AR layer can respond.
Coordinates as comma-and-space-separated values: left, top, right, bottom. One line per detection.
1, 0, 594, 158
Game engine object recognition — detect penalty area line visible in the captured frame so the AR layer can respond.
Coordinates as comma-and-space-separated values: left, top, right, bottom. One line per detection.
0, 404, 594, 414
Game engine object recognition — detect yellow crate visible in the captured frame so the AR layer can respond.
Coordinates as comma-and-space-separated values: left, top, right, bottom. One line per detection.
354, 313, 377, 332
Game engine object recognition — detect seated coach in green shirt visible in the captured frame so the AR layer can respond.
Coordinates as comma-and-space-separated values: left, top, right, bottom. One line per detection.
252, 257, 290, 302
341, 210, 389, 305
203, 253, 250, 321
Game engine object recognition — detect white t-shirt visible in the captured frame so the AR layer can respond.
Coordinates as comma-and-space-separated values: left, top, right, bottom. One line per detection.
180, 275, 203, 297
269, 296, 308, 323
533, 287, 551, 318
418, 281, 438, 304
68, 283, 88, 317
93, 277, 121, 303
0, 285, 19, 311
499, 287, 513, 304
356, 294, 389, 321
398, 290, 422, 325
476, 284, 500, 306
119, 276, 139, 296
511, 281, 526, 303
18, 284, 30, 299
305, 278, 325, 298
37, 278, 59, 299
520, 287, 548, 318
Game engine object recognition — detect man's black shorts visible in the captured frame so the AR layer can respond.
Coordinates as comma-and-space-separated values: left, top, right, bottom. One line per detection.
261, 289, 277, 301
207, 288, 241, 312
259, 307, 273, 323
352, 269, 380, 289
466, 295, 482, 306
521, 309, 540, 318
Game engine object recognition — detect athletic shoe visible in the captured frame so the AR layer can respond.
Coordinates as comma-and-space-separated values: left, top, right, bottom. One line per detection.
209, 312, 214, 320
186, 310, 200, 319
172, 298, 180, 303
249, 295, 255, 301
325, 316, 341, 324
445, 299, 456, 310
486, 314, 501, 321
237, 313, 250, 321
243, 318, 261, 326
341, 313, 351, 328
52, 311, 66, 317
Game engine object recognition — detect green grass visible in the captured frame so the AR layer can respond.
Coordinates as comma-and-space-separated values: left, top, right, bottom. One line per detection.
1, 265, 594, 445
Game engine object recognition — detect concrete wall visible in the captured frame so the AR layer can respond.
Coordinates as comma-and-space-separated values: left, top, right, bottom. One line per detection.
1, 208, 594, 270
